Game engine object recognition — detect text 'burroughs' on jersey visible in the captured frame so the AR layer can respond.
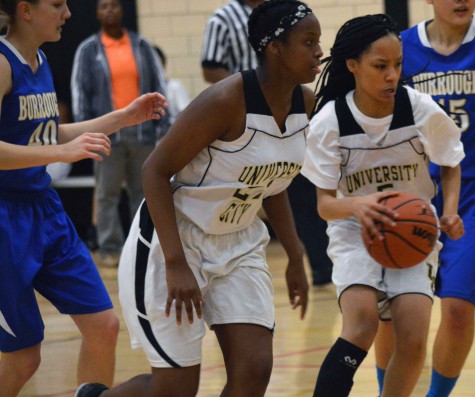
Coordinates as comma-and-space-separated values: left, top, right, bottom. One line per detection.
18, 92, 59, 121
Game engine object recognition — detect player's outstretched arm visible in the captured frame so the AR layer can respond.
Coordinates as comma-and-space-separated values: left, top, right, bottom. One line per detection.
58, 92, 168, 144
0, 54, 109, 170
0, 133, 111, 170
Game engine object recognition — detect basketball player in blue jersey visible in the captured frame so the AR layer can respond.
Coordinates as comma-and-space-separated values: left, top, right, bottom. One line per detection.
301, 14, 465, 397
0, 1, 167, 396
373, 1, 475, 396
75, 1, 323, 396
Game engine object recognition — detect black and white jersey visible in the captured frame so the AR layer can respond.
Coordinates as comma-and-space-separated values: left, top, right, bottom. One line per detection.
171, 69, 308, 234
302, 86, 464, 201
201, 0, 258, 74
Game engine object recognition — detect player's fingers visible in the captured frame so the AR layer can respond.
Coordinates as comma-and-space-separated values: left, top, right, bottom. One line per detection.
288, 287, 296, 306
361, 224, 375, 244
184, 298, 195, 324
376, 191, 400, 202
152, 97, 168, 116
299, 292, 308, 319
85, 147, 110, 161
92, 136, 111, 149
83, 132, 111, 146
452, 220, 464, 238
165, 296, 174, 318
192, 296, 203, 320
151, 92, 167, 104
174, 298, 183, 325
87, 153, 104, 162
375, 204, 399, 222
91, 144, 111, 155
362, 218, 384, 241
291, 293, 300, 308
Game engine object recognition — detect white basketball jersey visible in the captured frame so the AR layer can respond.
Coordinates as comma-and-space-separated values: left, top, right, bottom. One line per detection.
302, 86, 464, 201
171, 70, 308, 234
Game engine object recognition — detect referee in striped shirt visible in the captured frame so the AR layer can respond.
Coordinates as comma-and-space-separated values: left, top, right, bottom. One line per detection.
201, 0, 264, 84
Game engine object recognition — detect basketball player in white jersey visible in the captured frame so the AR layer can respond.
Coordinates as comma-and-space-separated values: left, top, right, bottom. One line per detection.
75, 1, 323, 396
302, 14, 464, 397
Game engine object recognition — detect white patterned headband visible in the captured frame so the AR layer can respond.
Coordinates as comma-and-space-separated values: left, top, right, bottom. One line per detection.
256, 4, 313, 54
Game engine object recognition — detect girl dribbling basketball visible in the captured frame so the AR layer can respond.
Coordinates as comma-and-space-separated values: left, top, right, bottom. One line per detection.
301, 14, 465, 397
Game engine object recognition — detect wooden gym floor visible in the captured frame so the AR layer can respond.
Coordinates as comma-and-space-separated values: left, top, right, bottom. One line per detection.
12, 241, 475, 396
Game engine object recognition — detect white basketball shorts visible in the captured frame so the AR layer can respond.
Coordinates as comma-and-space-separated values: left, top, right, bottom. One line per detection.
327, 217, 440, 320
118, 203, 274, 368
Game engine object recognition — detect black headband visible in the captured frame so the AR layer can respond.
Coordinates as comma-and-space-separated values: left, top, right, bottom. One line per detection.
256, 3, 313, 53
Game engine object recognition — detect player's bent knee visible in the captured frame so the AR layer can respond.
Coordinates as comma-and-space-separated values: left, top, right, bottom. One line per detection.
81, 312, 120, 347
445, 301, 474, 329
396, 336, 427, 360
2, 350, 42, 383
343, 321, 378, 348
19, 358, 41, 382
96, 315, 120, 346
228, 355, 273, 392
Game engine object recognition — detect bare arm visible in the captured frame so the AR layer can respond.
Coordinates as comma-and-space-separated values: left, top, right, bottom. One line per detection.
142, 76, 242, 324
0, 54, 167, 169
0, 135, 111, 170
58, 92, 167, 143
317, 188, 398, 242
0, 54, 111, 170
263, 191, 308, 319
439, 164, 464, 240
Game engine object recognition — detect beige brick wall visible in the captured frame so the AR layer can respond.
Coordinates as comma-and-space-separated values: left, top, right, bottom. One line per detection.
137, 1, 434, 100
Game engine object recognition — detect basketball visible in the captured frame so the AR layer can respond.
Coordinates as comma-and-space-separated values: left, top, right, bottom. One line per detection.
362, 192, 439, 269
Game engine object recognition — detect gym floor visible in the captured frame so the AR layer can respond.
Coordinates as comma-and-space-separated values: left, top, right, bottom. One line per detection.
17, 241, 475, 397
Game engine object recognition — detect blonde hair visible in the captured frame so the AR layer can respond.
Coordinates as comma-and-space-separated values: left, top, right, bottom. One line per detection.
0, 0, 39, 23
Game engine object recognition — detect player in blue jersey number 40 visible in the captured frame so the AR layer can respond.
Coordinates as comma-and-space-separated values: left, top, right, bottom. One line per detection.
0, 1, 167, 396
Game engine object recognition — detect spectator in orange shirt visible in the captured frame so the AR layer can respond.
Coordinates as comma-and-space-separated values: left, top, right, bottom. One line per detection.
71, 0, 169, 267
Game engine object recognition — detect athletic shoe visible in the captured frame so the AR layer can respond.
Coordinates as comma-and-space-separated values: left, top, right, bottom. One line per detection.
74, 383, 109, 397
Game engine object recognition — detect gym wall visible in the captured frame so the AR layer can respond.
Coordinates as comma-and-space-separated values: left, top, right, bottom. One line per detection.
136, 0, 433, 100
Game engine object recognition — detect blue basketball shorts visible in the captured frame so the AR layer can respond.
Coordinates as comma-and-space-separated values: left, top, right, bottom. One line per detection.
433, 179, 475, 304
0, 188, 113, 352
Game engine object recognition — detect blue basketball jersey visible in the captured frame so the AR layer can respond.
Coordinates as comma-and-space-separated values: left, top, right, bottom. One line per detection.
401, 19, 475, 179
0, 37, 59, 192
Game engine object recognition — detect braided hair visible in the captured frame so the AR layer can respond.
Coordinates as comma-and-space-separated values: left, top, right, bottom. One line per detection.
248, 0, 312, 60
314, 14, 399, 113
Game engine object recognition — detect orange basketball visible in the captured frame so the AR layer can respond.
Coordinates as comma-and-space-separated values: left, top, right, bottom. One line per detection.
362, 192, 439, 269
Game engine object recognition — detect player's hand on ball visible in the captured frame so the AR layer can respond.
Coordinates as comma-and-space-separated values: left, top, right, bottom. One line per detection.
363, 193, 439, 268
354, 192, 398, 243
440, 214, 464, 240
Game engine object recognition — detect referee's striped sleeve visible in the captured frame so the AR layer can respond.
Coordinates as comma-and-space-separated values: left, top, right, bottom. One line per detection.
201, 16, 229, 69
223, 2, 254, 72
200, 1, 257, 73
